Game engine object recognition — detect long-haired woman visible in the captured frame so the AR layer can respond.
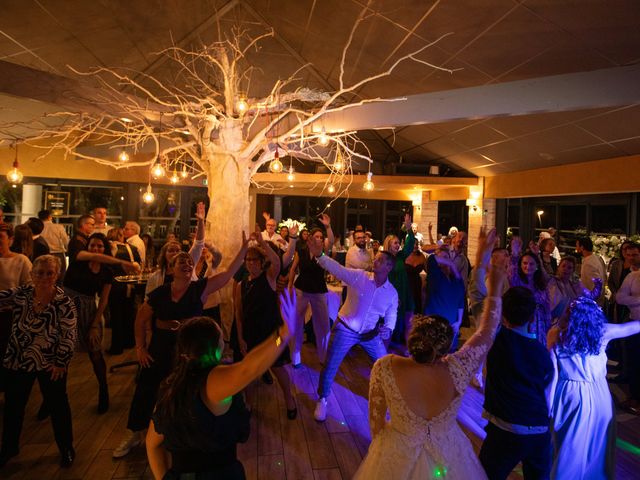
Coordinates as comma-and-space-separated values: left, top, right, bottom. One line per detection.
382, 213, 415, 345
63, 232, 113, 413
146, 289, 297, 479
548, 298, 640, 478
510, 237, 551, 344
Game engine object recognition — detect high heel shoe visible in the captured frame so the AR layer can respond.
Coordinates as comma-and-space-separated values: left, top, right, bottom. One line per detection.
98, 384, 109, 414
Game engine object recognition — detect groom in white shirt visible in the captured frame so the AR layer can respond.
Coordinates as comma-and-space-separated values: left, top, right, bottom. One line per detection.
308, 239, 398, 422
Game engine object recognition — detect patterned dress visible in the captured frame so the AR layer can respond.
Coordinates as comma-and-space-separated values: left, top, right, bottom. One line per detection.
1, 285, 77, 371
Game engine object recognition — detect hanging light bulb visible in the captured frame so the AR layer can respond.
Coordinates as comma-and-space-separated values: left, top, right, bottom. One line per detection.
327, 183, 336, 194
170, 170, 180, 184
269, 146, 283, 173
151, 158, 165, 179
118, 150, 129, 162
363, 172, 374, 192
180, 165, 189, 178
142, 184, 155, 204
6, 143, 23, 185
318, 127, 329, 146
286, 165, 295, 182
236, 96, 249, 114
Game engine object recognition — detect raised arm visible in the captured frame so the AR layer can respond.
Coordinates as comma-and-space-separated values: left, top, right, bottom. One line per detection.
281, 223, 298, 269
188, 202, 206, 265
398, 214, 415, 260
206, 288, 297, 402
234, 280, 248, 356
460, 228, 504, 352
288, 252, 299, 290
75, 251, 140, 274
318, 214, 334, 254
201, 232, 249, 301
253, 224, 281, 285
421, 222, 439, 253
603, 321, 640, 342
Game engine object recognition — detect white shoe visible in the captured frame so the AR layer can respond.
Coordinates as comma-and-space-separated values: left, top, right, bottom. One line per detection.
112, 430, 144, 458
314, 397, 327, 422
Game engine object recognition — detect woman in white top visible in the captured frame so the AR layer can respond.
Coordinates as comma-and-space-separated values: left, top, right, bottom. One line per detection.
0, 222, 32, 390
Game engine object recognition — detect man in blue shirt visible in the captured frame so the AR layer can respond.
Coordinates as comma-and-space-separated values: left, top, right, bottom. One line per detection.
480, 286, 554, 479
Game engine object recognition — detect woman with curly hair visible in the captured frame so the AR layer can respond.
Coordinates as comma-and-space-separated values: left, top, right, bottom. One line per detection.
547, 298, 640, 479
355, 228, 506, 480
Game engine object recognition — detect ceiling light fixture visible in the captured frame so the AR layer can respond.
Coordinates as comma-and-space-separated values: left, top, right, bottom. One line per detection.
318, 127, 329, 146
327, 183, 336, 194
286, 165, 295, 182
118, 150, 129, 162
180, 165, 189, 178
142, 184, 155, 204
6, 142, 24, 185
363, 172, 374, 192
170, 170, 180, 184
269, 146, 283, 173
151, 160, 165, 179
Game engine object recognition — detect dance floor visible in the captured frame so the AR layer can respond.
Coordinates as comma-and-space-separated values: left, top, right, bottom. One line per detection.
1, 338, 640, 479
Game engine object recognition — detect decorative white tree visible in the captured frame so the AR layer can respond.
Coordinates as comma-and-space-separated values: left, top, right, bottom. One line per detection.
16, 6, 453, 318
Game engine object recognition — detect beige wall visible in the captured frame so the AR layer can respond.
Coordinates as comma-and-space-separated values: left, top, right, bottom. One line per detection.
485, 154, 640, 198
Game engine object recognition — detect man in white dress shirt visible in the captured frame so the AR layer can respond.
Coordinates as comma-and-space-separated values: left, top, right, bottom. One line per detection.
38, 209, 69, 279
309, 239, 398, 422
576, 236, 607, 305
261, 214, 285, 247
124, 221, 146, 266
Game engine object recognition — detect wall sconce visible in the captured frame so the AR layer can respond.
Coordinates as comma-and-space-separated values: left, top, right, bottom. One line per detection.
466, 198, 479, 212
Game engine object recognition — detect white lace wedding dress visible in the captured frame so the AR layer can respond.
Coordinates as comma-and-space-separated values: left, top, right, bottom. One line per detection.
354, 345, 490, 480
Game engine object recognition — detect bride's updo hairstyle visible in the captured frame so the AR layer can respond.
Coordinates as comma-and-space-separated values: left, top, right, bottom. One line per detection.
407, 314, 454, 364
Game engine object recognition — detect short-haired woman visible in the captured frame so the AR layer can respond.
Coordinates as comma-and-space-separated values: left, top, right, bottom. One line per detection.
0, 255, 77, 468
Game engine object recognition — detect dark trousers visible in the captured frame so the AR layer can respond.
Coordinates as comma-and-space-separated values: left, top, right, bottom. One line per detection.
627, 331, 640, 400
479, 422, 551, 480
2, 369, 73, 454
108, 283, 136, 351
126, 329, 177, 431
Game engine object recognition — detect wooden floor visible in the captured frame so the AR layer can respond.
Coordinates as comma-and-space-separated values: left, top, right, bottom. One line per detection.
1, 339, 640, 479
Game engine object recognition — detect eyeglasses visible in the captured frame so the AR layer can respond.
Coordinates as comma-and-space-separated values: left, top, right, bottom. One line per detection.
33, 270, 58, 278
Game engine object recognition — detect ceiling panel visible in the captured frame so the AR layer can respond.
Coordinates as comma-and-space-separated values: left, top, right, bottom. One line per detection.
576, 105, 640, 142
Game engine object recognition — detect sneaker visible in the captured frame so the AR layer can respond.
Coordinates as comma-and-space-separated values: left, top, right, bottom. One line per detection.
112, 430, 143, 458
314, 397, 327, 422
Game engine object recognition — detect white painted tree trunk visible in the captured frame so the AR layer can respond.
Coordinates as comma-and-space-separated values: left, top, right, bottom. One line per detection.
204, 148, 252, 336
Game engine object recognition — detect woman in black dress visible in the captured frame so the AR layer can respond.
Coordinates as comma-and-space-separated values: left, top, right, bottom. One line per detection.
113, 235, 247, 459
234, 228, 296, 419
63, 232, 113, 413
146, 289, 297, 479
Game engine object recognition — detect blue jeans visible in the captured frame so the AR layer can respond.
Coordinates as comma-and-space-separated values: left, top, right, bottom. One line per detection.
317, 322, 387, 398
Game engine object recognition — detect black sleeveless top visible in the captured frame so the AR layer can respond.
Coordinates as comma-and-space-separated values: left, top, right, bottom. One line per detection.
241, 271, 281, 349
152, 388, 250, 474
294, 251, 327, 294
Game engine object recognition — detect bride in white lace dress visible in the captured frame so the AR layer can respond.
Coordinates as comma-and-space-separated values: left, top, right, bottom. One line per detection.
355, 228, 504, 480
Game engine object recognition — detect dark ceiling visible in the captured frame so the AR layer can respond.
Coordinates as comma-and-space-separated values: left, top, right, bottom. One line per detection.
1, 0, 639, 177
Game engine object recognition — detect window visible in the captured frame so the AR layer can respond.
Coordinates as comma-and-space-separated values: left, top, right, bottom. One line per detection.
138, 188, 181, 241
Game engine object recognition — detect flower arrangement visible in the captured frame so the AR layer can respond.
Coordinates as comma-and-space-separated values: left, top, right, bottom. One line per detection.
590, 233, 640, 260
279, 218, 306, 232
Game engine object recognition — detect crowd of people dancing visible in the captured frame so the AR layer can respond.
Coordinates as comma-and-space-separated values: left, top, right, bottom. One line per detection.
0, 203, 638, 480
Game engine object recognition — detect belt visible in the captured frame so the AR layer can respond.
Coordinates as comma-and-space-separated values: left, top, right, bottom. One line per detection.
156, 319, 183, 331
338, 319, 379, 340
